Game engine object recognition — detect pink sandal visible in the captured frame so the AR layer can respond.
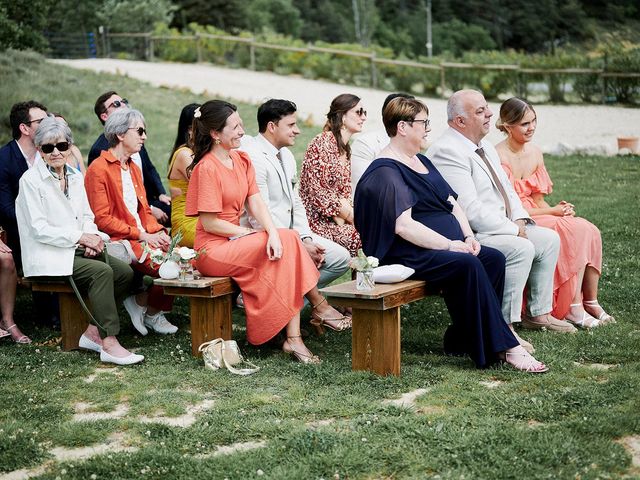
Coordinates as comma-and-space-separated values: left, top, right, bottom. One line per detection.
503, 346, 548, 374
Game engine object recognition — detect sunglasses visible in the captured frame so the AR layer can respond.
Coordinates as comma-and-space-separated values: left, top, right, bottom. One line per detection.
355, 108, 367, 117
24, 117, 47, 126
41, 142, 70, 154
128, 127, 147, 136
106, 98, 129, 110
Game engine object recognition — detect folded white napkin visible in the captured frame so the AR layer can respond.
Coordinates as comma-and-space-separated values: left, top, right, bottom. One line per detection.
372, 264, 415, 283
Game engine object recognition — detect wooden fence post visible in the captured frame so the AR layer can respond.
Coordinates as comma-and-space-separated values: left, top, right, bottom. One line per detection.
370, 52, 377, 88
148, 34, 154, 61
250, 41, 256, 70
196, 33, 202, 63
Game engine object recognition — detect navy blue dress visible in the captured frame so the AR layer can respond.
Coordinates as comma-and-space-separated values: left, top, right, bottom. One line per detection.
354, 154, 518, 368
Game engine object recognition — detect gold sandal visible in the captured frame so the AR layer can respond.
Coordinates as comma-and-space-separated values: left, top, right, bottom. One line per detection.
283, 336, 321, 365
310, 297, 351, 333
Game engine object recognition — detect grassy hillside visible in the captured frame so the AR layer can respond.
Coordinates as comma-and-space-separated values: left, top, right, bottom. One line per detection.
1, 49, 639, 479
0, 49, 319, 179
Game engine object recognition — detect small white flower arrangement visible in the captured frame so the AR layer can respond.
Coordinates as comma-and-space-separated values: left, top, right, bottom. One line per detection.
349, 249, 379, 272
144, 231, 203, 267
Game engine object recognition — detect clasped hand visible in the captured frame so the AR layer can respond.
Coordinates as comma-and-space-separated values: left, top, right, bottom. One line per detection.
140, 230, 171, 248
448, 237, 480, 256
78, 233, 104, 257
554, 200, 575, 217
303, 240, 326, 268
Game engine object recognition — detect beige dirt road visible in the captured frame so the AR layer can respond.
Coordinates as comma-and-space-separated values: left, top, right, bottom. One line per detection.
55, 58, 640, 155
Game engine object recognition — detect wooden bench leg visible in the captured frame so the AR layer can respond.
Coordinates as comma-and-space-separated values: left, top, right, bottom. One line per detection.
351, 307, 401, 376
59, 292, 89, 351
189, 294, 233, 357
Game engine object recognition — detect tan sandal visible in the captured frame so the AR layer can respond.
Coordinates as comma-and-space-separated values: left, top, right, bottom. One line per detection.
283, 336, 321, 365
310, 297, 351, 333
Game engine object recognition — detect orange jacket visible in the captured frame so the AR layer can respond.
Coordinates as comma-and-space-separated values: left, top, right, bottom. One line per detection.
85, 149, 164, 259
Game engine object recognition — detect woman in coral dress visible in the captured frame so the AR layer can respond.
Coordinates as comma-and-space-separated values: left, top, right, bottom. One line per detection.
168, 103, 200, 247
299, 94, 367, 256
496, 97, 614, 328
185, 100, 321, 363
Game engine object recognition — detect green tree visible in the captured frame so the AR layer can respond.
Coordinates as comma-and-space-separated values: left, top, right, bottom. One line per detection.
246, 0, 302, 37
171, 0, 248, 32
0, 0, 52, 51
97, 0, 176, 33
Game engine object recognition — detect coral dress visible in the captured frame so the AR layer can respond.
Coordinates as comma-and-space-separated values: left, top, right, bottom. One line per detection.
299, 131, 361, 256
185, 150, 319, 345
168, 146, 196, 247
502, 161, 602, 318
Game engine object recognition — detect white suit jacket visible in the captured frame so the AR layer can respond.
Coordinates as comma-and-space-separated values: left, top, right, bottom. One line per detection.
350, 129, 390, 196
238, 134, 312, 237
16, 159, 108, 277
427, 127, 530, 237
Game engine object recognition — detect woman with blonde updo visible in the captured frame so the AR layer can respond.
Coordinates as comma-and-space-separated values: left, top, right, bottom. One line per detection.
185, 100, 322, 364
496, 97, 613, 328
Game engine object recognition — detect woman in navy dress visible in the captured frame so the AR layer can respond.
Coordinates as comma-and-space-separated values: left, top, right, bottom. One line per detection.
354, 97, 547, 373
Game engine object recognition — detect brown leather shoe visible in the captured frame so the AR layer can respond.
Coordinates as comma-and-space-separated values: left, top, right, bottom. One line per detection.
521, 314, 578, 333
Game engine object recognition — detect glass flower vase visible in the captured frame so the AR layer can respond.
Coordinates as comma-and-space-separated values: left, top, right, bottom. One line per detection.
178, 259, 194, 281
356, 269, 375, 291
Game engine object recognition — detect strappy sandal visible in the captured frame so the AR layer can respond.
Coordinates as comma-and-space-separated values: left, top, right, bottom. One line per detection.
0, 328, 9, 339
583, 300, 616, 325
4, 324, 32, 344
310, 297, 351, 333
283, 336, 321, 365
565, 303, 600, 329
502, 348, 549, 374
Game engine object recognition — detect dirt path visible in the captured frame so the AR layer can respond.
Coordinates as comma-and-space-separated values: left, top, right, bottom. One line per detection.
54, 58, 640, 155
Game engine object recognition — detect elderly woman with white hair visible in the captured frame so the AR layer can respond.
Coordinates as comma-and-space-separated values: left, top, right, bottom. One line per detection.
16, 116, 142, 365
85, 108, 177, 336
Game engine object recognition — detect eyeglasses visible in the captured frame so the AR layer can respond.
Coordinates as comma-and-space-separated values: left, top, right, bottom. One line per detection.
24, 117, 47, 126
41, 142, 70, 154
409, 119, 430, 130
128, 127, 146, 136
355, 108, 367, 117
106, 98, 129, 110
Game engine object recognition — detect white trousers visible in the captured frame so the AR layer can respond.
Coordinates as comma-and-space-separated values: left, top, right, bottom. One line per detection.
480, 225, 560, 324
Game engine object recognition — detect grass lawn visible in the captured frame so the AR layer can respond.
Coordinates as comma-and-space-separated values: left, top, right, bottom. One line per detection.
1, 49, 640, 479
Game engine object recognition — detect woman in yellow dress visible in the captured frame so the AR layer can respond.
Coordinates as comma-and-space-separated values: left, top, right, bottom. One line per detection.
168, 103, 200, 247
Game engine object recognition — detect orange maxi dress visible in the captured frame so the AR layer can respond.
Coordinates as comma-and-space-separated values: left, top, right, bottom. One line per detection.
502, 161, 602, 319
185, 150, 319, 345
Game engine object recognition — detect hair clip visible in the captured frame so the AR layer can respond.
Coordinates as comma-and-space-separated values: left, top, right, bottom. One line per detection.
194, 107, 202, 119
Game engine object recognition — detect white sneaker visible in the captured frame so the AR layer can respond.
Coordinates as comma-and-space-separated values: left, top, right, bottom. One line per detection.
123, 295, 148, 336
144, 312, 178, 334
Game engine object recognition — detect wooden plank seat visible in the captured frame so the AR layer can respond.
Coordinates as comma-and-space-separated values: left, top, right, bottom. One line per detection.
19, 277, 89, 351
320, 279, 429, 376
154, 276, 236, 357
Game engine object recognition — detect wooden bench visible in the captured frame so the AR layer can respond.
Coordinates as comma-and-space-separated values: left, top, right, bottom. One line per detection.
154, 276, 235, 357
320, 279, 428, 376
19, 278, 89, 351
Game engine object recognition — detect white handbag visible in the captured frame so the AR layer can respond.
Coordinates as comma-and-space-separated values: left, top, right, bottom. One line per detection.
198, 338, 260, 376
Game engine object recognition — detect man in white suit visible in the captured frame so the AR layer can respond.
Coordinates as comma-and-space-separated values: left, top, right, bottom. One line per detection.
240, 99, 351, 330
428, 90, 575, 344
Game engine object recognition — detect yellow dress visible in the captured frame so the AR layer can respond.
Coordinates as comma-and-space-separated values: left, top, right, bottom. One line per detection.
168, 146, 196, 247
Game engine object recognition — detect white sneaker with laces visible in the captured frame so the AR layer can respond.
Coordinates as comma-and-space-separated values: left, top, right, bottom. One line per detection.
124, 295, 148, 336
144, 312, 178, 334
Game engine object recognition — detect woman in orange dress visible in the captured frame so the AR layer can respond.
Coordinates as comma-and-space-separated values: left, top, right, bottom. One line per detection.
299, 93, 367, 256
496, 97, 614, 328
185, 100, 321, 364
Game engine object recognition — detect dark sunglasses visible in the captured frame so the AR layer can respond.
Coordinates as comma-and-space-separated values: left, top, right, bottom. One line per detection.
128, 127, 147, 136
107, 98, 129, 110
41, 142, 70, 154
24, 117, 47, 126
355, 108, 367, 117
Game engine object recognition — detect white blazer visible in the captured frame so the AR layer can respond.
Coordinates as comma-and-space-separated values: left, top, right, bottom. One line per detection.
16, 159, 107, 277
427, 127, 530, 238
350, 129, 390, 195
238, 134, 312, 237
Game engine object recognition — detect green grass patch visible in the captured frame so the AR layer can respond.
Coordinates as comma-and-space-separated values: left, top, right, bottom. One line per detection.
1, 49, 639, 479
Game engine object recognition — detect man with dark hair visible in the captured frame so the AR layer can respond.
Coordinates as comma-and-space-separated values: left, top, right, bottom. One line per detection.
87, 91, 171, 225
239, 99, 351, 331
0, 100, 48, 263
350, 92, 415, 192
